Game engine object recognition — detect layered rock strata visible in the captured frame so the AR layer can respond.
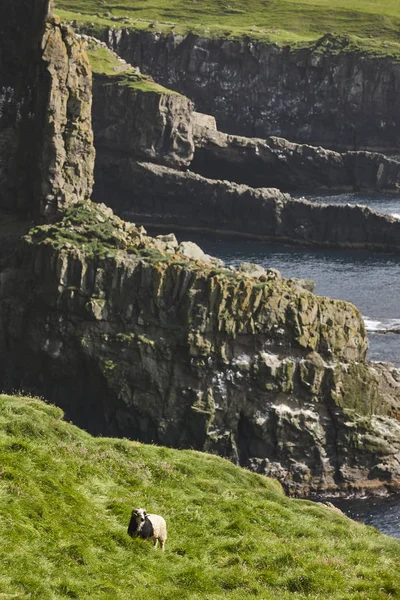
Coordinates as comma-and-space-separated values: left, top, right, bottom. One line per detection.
1, 201, 399, 496
0, 0, 94, 218
87, 49, 400, 252
94, 160, 400, 252
99, 28, 400, 152
193, 128, 400, 192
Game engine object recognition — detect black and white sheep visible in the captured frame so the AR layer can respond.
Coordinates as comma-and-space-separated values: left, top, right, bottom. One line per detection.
128, 507, 167, 551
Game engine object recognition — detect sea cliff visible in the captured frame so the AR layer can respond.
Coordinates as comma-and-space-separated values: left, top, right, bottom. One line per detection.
0, 201, 399, 496
101, 29, 400, 152
0, 0, 399, 497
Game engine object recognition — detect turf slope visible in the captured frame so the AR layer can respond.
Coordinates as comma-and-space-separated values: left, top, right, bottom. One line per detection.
0, 394, 399, 599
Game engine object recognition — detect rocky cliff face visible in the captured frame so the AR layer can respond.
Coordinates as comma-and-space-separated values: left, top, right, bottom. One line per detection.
94, 160, 400, 252
100, 30, 400, 152
0, 0, 94, 218
88, 66, 400, 250
1, 201, 399, 496
193, 129, 400, 192
89, 40, 195, 170
1, 2, 400, 498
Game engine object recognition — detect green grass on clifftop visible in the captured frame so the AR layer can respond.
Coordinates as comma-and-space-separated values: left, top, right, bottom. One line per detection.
56, 0, 400, 57
87, 44, 179, 94
1, 394, 400, 599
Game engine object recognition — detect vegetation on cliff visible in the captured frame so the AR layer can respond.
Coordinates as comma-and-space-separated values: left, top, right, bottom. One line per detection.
1, 393, 400, 599
25, 200, 368, 363
87, 43, 179, 94
56, 0, 400, 57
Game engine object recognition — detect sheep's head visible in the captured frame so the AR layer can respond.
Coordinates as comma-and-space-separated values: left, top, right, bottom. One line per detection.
131, 507, 147, 524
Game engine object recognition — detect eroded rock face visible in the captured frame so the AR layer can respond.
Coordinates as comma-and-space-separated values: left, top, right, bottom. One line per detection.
94, 82, 194, 168
0, 1, 94, 218
92, 70, 194, 170
1, 2, 399, 498
193, 130, 400, 192
39, 19, 95, 217
0, 201, 398, 496
93, 160, 400, 252
101, 29, 400, 152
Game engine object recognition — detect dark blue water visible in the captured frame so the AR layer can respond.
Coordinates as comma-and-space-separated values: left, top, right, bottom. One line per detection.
332, 497, 400, 540
293, 190, 400, 219
192, 190, 400, 365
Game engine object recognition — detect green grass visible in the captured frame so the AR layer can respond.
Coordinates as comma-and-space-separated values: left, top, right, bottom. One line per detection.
87, 44, 180, 94
56, 0, 400, 57
1, 394, 400, 599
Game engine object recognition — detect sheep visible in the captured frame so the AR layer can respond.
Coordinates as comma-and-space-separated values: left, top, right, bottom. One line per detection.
128, 507, 167, 551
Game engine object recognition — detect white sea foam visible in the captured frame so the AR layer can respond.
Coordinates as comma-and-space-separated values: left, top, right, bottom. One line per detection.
363, 316, 400, 334
391, 213, 400, 220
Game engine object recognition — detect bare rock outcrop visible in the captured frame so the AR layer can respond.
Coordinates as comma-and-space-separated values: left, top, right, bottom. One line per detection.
193, 127, 400, 192
100, 29, 400, 152
1, 2, 399, 499
0, 201, 399, 497
88, 41, 195, 169
93, 160, 400, 252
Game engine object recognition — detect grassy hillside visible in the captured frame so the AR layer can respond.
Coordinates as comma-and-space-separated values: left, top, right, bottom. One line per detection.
1, 395, 400, 599
56, 0, 400, 56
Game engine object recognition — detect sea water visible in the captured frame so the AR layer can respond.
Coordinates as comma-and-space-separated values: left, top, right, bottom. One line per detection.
333, 497, 400, 540
172, 190, 400, 365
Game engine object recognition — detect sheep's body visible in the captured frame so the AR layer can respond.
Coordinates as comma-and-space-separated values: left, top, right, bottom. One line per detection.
145, 514, 167, 550
128, 508, 167, 551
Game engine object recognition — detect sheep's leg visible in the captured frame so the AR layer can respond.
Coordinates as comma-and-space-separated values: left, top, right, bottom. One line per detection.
160, 540, 165, 551
153, 538, 158, 549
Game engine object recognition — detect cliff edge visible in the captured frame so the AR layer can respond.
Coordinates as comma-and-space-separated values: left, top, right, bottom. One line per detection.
0, 201, 399, 496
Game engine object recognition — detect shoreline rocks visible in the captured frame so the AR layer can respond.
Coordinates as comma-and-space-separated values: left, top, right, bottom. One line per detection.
93, 159, 400, 252
1, 2, 400, 499
0, 201, 398, 497
193, 127, 400, 192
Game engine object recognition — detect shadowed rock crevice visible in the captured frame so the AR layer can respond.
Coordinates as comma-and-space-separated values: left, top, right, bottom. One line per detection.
0, 1, 94, 218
